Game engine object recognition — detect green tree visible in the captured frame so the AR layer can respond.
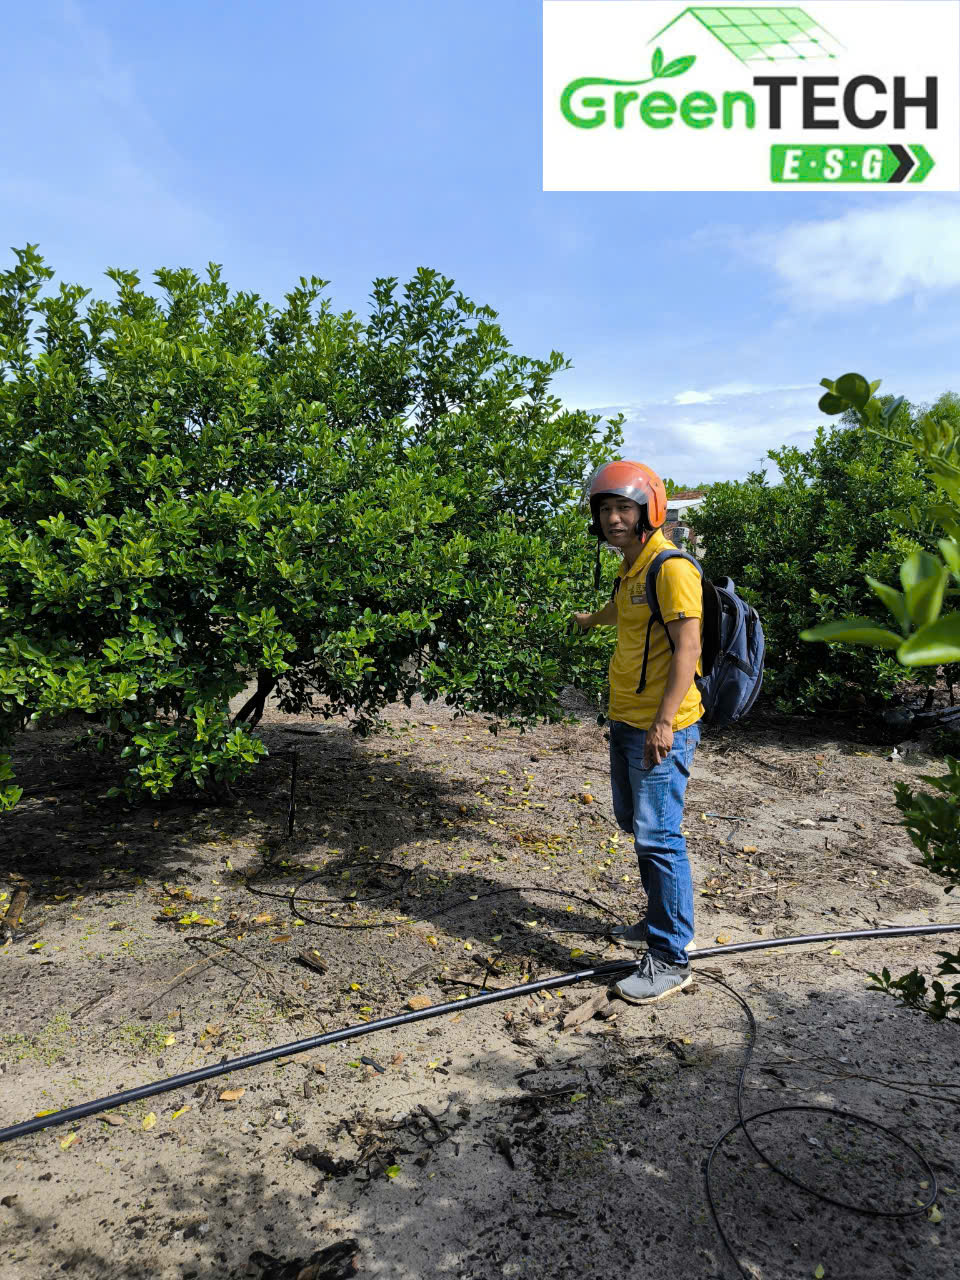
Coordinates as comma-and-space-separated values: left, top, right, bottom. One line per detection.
688, 406, 940, 713
802, 372, 960, 1023
0, 246, 620, 812
663, 478, 710, 497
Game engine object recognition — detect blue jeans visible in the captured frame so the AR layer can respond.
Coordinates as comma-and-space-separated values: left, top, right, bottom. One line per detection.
608, 719, 700, 966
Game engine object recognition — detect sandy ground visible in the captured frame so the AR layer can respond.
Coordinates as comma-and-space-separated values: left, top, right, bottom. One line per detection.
1, 682, 959, 1280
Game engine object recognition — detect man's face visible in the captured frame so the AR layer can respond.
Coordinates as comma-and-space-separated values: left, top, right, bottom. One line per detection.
597, 495, 643, 544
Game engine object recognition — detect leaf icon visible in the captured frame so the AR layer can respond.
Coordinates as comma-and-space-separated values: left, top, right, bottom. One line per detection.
660, 55, 696, 78
651, 46, 664, 76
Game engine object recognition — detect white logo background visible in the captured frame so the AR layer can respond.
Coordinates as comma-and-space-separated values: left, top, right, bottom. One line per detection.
543, 1, 959, 191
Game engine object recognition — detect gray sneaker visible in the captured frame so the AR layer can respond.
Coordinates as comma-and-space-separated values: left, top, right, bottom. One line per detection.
613, 951, 692, 1004
607, 918, 648, 948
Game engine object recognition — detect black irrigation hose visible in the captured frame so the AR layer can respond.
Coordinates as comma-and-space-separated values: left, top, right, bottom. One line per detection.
698, 969, 941, 1280
1, 924, 958, 1151
283, 865, 628, 934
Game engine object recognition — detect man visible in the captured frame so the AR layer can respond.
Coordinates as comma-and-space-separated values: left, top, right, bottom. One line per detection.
573, 459, 703, 1004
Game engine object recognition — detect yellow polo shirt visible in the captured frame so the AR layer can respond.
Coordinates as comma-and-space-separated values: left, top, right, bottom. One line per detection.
607, 528, 704, 731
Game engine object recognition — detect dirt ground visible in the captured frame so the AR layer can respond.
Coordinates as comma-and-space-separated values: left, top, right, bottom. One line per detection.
1, 681, 959, 1280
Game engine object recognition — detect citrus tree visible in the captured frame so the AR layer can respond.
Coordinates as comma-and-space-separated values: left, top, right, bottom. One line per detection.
0, 246, 619, 812
688, 405, 938, 713
802, 372, 960, 1022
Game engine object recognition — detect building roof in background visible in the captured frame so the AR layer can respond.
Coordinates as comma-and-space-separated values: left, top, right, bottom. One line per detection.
667, 490, 705, 501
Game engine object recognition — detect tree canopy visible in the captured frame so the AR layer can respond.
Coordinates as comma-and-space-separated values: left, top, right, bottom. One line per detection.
0, 247, 621, 811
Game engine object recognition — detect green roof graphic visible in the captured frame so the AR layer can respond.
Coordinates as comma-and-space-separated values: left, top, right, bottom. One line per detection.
652, 7, 844, 64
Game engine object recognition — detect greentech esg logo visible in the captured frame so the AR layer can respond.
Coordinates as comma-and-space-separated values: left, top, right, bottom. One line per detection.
547, 3, 956, 190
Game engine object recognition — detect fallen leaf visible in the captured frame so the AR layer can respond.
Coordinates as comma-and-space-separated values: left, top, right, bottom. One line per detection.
253, 913, 273, 924
219, 1088, 245, 1102
407, 995, 432, 1011
385, 1165, 401, 1178
929, 1205, 943, 1224
716, 934, 731, 944
813, 1266, 825, 1279
171, 1106, 192, 1120
270, 934, 292, 943
60, 1132, 78, 1149
562, 990, 610, 1029
101, 1113, 125, 1126
163, 1034, 176, 1046
142, 1113, 157, 1131
570, 1092, 588, 1102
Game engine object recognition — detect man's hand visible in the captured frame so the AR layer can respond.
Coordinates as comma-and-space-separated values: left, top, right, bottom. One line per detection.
644, 719, 673, 768
572, 612, 593, 632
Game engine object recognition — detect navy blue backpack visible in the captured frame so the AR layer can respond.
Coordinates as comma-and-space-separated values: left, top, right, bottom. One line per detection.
616, 549, 765, 727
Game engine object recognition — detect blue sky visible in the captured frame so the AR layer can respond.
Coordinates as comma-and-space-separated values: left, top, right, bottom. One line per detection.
3, 0, 959, 485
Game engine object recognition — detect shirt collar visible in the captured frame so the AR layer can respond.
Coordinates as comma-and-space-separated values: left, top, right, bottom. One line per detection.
621, 526, 668, 579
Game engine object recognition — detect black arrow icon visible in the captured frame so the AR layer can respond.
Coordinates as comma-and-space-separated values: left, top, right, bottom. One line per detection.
889, 144, 914, 183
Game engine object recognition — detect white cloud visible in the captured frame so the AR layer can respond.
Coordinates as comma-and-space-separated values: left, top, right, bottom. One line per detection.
673, 390, 713, 404
751, 200, 960, 311
590, 384, 823, 484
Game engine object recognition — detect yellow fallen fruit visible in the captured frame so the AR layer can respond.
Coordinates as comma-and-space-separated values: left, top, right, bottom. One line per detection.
742, 845, 758, 854
716, 934, 731, 944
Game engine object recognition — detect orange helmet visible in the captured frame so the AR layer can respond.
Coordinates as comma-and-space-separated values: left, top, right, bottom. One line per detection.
583, 459, 667, 538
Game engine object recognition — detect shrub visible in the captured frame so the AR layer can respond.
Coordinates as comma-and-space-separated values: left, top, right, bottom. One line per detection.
690, 404, 940, 714
0, 246, 621, 811
802, 372, 960, 1023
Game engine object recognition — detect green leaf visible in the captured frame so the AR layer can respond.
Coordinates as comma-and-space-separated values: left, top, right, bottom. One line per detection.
385, 1164, 401, 1178
897, 613, 960, 666
659, 55, 696, 78
900, 550, 944, 592
881, 395, 905, 423
814, 1266, 825, 1279
818, 392, 846, 415
865, 576, 909, 634
939, 539, 960, 577
905, 567, 949, 629
651, 46, 664, 75
928, 456, 960, 502
835, 372, 870, 410
799, 620, 903, 649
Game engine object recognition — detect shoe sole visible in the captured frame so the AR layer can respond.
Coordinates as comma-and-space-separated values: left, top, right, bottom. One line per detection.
614, 973, 693, 1004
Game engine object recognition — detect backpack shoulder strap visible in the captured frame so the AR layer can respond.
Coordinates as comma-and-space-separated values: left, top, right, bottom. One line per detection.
644, 549, 703, 623
635, 549, 703, 695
